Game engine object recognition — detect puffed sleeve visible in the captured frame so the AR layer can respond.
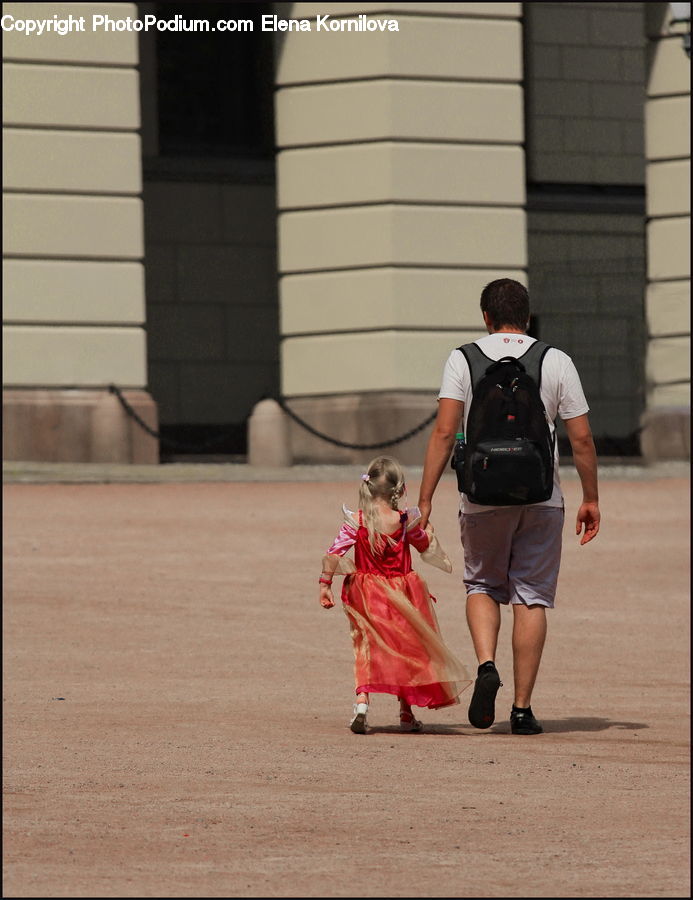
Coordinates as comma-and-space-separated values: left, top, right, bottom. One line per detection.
321, 506, 358, 576
404, 507, 430, 552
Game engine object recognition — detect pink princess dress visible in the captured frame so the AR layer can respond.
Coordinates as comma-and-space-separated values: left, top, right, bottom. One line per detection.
323, 507, 472, 709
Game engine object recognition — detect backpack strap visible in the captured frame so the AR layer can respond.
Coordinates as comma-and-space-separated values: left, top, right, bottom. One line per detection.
516, 340, 551, 390
458, 340, 551, 392
458, 342, 492, 393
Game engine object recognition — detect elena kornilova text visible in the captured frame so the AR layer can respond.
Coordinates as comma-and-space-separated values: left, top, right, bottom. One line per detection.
1, 12, 401, 36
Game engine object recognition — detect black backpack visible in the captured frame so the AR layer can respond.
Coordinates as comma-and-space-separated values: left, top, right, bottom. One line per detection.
458, 341, 555, 505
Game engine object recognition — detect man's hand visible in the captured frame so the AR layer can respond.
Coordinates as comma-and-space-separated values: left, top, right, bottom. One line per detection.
419, 498, 432, 530
417, 398, 463, 531
576, 501, 600, 545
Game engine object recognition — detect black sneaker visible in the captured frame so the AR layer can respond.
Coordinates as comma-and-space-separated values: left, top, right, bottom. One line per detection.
468, 662, 502, 729
510, 706, 543, 735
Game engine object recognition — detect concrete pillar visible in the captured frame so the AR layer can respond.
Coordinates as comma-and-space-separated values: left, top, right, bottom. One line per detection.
247, 399, 291, 467
641, 3, 691, 461
272, 2, 527, 464
2, 2, 158, 463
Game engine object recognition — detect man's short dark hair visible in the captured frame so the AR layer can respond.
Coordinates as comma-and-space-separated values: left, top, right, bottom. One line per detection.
480, 278, 529, 331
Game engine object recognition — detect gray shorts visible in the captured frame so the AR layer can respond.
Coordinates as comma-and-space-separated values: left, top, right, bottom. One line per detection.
459, 506, 564, 608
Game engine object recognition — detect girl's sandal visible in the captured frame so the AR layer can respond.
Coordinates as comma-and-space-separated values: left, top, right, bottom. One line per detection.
399, 710, 423, 733
350, 702, 369, 734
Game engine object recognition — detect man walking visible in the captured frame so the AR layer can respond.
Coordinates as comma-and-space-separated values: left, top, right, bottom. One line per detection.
418, 278, 600, 735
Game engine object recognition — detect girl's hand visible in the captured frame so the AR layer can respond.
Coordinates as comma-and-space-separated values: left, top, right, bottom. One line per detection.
319, 584, 335, 609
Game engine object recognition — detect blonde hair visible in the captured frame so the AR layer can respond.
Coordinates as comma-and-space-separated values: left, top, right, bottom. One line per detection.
358, 456, 406, 554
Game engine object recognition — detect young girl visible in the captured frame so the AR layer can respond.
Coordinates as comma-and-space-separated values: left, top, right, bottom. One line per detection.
319, 456, 471, 734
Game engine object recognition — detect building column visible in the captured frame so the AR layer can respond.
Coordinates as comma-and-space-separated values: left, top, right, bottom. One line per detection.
641, 3, 691, 461
2, 2, 157, 464
273, 2, 526, 464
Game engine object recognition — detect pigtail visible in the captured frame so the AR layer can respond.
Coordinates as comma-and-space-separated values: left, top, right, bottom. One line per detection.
359, 476, 385, 555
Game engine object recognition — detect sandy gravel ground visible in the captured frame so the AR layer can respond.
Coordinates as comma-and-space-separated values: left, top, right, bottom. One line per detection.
3, 470, 690, 898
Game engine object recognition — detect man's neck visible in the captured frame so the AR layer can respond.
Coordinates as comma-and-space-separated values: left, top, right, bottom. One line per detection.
488, 327, 527, 335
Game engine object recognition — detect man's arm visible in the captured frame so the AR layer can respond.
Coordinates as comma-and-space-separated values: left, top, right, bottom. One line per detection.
563, 413, 600, 545
417, 398, 463, 529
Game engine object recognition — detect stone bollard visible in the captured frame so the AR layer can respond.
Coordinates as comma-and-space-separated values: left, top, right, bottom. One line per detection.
247, 398, 292, 467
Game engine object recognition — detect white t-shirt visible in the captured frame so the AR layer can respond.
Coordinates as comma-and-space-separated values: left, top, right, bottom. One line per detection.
438, 332, 589, 512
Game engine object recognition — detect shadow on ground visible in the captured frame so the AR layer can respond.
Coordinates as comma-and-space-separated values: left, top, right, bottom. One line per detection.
366, 717, 648, 736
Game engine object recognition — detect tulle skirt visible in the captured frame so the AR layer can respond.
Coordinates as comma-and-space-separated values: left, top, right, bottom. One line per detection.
342, 572, 472, 709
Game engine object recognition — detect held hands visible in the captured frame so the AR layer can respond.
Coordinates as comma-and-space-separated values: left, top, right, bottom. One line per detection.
576, 501, 600, 545
319, 583, 335, 609
418, 499, 432, 530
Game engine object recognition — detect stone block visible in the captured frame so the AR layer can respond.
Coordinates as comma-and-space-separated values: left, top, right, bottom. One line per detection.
620, 47, 646, 83
645, 280, 691, 336
587, 7, 644, 48
3, 194, 144, 259
2, 259, 145, 324
281, 330, 480, 395
645, 96, 691, 161
591, 83, 646, 120
280, 267, 525, 334
530, 80, 592, 117
2, 3, 139, 64
143, 182, 223, 244
529, 152, 595, 184
526, 44, 562, 79
646, 335, 690, 384
277, 143, 525, 209
561, 46, 622, 82
647, 35, 690, 98
146, 305, 225, 362
3, 129, 142, 194
563, 118, 622, 153
528, 4, 590, 44
647, 217, 691, 281
226, 306, 280, 363
640, 405, 691, 461
2, 387, 158, 463
3, 325, 147, 387
2, 62, 140, 129
279, 205, 527, 273
646, 160, 690, 218
647, 383, 690, 407
176, 245, 278, 306
221, 184, 278, 245
528, 117, 564, 153
593, 154, 644, 184
276, 15, 521, 84
621, 120, 645, 155
275, 80, 524, 147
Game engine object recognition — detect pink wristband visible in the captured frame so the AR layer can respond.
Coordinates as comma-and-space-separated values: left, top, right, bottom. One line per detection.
319, 576, 333, 585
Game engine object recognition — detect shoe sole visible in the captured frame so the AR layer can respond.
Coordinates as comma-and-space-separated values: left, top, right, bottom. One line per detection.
511, 722, 543, 735
468, 671, 501, 729
400, 721, 423, 733
350, 713, 367, 734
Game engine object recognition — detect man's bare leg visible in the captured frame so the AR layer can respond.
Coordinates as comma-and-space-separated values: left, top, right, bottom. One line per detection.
511, 603, 547, 708
466, 593, 503, 728
466, 592, 501, 663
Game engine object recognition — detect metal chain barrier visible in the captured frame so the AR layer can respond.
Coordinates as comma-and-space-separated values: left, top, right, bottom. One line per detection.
274, 396, 437, 450
109, 384, 438, 453
108, 385, 239, 453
